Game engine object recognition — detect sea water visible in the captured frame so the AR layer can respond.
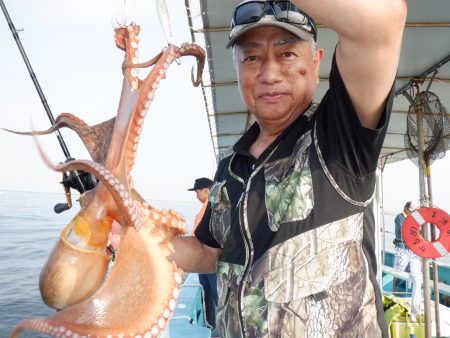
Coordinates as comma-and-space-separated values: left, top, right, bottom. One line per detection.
0, 191, 448, 337
0, 190, 197, 337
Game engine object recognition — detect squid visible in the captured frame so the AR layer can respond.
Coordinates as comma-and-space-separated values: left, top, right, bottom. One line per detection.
8, 22, 205, 337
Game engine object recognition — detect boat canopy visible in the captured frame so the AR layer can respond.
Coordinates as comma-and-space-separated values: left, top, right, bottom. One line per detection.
186, 0, 450, 166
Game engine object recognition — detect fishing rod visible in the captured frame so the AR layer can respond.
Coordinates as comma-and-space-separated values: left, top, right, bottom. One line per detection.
0, 0, 97, 213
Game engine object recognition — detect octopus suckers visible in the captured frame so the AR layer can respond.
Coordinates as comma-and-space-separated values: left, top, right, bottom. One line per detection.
172, 287, 180, 299
174, 271, 182, 284
157, 317, 166, 329
163, 308, 171, 318
151, 325, 160, 336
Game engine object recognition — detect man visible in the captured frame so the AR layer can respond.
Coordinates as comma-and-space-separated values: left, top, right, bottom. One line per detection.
187, 177, 218, 332
394, 201, 418, 268
393, 201, 422, 290
173, 1, 407, 337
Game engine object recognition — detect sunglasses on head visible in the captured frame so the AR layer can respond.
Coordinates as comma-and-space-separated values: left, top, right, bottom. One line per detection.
231, 1, 317, 41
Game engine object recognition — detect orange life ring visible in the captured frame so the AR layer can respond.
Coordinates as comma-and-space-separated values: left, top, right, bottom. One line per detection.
402, 207, 450, 259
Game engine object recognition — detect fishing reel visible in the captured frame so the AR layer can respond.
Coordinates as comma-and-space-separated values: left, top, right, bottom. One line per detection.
53, 162, 117, 261
54, 159, 98, 214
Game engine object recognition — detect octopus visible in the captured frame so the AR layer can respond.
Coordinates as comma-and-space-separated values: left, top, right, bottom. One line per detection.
7, 22, 205, 337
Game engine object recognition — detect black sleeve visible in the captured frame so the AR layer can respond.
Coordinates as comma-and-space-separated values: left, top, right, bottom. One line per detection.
194, 204, 221, 248
316, 51, 394, 177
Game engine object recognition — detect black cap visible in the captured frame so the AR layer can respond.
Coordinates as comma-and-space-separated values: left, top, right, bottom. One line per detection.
187, 177, 213, 191
404, 201, 418, 211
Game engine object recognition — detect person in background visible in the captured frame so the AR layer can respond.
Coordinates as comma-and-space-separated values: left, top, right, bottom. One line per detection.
393, 201, 422, 292
172, 0, 407, 336
187, 177, 218, 333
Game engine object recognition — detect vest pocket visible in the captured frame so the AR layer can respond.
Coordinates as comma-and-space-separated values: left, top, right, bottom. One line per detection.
264, 132, 314, 231
261, 240, 371, 337
209, 181, 231, 248
263, 241, 362, 304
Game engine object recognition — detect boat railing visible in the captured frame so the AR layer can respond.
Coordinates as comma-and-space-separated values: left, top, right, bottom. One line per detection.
383, 265, 450, 298
170, 315, 196, 323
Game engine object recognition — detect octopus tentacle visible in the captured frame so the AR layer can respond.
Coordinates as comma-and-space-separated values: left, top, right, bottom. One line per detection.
123, 51, 163, 70
12, 222, 185, 338
11, 155, 186, 338
9, 20, 203, 338
1, 113, 115, 165
52, 113, 116, 165
121, 43, 205, 175
123, 42, 205, 88
115, 23, 141, 90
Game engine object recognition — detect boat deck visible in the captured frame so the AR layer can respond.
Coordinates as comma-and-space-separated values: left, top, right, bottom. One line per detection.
383, 265, 450, 337
383, 265, 450, 298
161, 273, 211, 338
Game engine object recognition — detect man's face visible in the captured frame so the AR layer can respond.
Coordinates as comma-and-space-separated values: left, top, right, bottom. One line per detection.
195, 188, 209, 203
234, 26, 323, 125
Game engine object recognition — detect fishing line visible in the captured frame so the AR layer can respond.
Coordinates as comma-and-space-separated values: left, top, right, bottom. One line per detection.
156, 0, 173, 44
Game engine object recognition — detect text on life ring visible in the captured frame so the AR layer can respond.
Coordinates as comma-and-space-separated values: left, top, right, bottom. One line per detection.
402, 207, 450, 259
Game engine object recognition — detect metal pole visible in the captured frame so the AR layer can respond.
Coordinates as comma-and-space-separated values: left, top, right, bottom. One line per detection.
395, 54, 450, 98
379, 156, 389, 268
416, 88, 432, 338
375, 169, 384, 289
425, 158, 441, 338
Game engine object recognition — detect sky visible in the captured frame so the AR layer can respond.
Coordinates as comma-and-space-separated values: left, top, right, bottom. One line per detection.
0, 0, 217, 203
0, 0, 449, 213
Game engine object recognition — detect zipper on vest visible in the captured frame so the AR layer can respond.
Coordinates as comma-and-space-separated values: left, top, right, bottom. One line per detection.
225, 164, 249, 335
236, 146, 279, 338
237, 180, 253, 338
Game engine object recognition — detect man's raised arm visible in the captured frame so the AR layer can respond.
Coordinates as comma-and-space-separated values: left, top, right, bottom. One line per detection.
291, 0, 407, 128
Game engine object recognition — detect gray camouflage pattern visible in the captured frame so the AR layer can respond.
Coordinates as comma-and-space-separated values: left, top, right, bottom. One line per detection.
211, 103, 381, 337
215, 213, 382, 337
